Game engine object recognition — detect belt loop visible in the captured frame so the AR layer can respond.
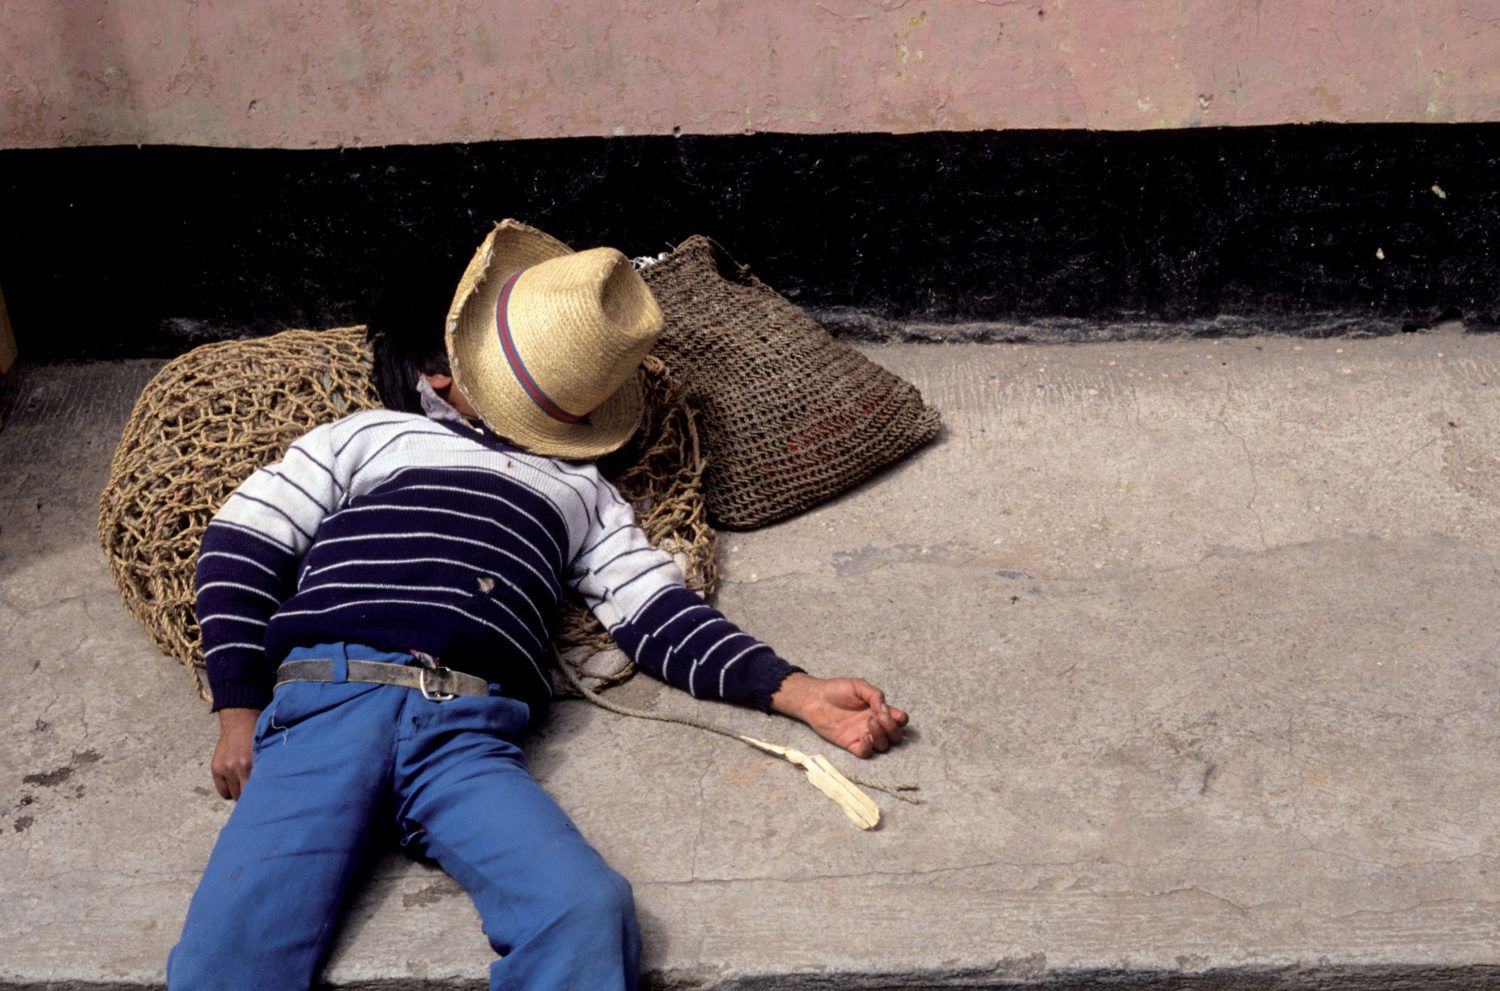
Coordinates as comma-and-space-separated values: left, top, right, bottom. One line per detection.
331, 644, 349, 684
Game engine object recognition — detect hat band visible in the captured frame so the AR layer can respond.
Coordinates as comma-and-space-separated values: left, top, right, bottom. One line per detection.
495, 268, 584, 425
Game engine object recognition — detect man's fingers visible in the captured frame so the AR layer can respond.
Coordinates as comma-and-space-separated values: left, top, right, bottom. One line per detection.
849, 679, 885, 710
213, 765, 241, 801
851, 680, 910, 727
874, 707, 905, 744
211, 756, 253, 801
233, 760, 253, 800
854, 680, 908, 744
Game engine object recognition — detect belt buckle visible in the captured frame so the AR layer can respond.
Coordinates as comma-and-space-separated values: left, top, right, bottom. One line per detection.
419, 666, 457, 702
411, 651, 457, 702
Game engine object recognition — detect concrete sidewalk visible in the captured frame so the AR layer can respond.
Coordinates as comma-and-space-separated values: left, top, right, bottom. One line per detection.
2, 331, 1498, 988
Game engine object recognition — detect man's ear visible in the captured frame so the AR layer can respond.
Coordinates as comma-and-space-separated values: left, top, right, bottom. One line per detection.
424, 372, 455, 390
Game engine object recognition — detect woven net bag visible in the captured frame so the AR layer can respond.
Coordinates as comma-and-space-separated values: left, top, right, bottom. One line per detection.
641, 236, 941, 529
97, 327, 714, 701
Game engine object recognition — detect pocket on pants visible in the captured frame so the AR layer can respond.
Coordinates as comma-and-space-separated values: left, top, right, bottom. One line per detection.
252, 679, 385, 753
433, 692, 532, 740
251, 702, 280, 751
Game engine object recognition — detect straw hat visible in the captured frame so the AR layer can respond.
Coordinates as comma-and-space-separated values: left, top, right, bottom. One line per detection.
445, 219, 664, 459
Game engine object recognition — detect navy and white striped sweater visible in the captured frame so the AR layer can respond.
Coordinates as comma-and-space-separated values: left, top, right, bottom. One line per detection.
196, 410, 798, 717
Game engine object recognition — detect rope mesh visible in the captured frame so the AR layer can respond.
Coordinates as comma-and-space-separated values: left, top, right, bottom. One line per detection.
96, 326, 714, 701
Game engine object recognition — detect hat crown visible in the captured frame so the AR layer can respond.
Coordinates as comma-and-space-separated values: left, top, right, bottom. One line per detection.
503, 249, 660, 417
445, 220, 663, 458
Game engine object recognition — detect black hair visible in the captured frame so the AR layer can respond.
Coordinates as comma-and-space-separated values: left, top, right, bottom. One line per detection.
364, 249, 467, 413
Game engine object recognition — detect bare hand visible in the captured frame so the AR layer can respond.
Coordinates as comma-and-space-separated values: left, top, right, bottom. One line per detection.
211, 707, 260, 800
770, 673, 909, 758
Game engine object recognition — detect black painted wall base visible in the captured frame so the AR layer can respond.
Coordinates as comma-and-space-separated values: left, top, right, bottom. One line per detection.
1, 123, 1496, 359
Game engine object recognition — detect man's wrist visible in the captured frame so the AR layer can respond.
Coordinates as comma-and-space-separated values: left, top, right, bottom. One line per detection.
770, 672, 817, 718
216, 706, 261, 730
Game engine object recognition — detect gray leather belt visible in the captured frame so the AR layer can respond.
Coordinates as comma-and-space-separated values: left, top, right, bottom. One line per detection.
273, 659, 490, 701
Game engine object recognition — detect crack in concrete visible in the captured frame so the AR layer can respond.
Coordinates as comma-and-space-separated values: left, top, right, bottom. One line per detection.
642, 866, 1422, 924
688, 744, 714, 883
1212, 396, 1270, 552
0, 586, 29, 614
727, 533, 1429, 593
29, 866, 194, 885
77, 699, 93, 746
1328, 896, 1500, 923
1282, 708, 1303, 834
1386, 435, 1439, 471
719, 570, 825, 587
1292, 846, 1496, 872
36, 684, 63, 729
1104, 845, 1497, 874
647, 856, 1137, 888
1149, 884, 1254, 917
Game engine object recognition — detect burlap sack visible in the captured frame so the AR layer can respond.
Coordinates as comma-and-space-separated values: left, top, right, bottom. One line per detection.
97, 327, 714, 700
640, 236, 941, 529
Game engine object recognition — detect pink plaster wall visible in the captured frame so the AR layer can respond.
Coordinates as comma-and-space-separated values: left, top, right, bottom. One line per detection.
3, 0, 1499, 149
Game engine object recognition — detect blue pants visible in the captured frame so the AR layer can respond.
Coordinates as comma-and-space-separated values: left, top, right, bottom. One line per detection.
168, 643, 640, 990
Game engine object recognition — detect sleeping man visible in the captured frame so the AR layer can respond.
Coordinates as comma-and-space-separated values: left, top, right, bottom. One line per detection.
168, 220, 908, 990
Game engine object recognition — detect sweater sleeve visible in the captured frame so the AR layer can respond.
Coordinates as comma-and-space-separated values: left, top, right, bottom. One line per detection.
567, 474, 800, 711
195, 421, 345, 711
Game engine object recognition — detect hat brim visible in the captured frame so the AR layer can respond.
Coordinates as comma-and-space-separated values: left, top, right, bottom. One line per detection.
445, 220, 648, 460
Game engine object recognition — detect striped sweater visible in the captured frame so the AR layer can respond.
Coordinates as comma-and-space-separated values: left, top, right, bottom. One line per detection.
195, 410, 798, 717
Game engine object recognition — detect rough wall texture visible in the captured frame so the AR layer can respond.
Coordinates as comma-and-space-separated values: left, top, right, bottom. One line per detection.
3, 0, 1499, 149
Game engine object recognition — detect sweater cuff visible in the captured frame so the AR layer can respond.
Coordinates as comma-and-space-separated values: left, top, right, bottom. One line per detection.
207, 662, 273, 713
735, 655, 805, 714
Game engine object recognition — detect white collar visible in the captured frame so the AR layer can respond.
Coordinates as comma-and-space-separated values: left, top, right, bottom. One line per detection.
415, 375, 465, 424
